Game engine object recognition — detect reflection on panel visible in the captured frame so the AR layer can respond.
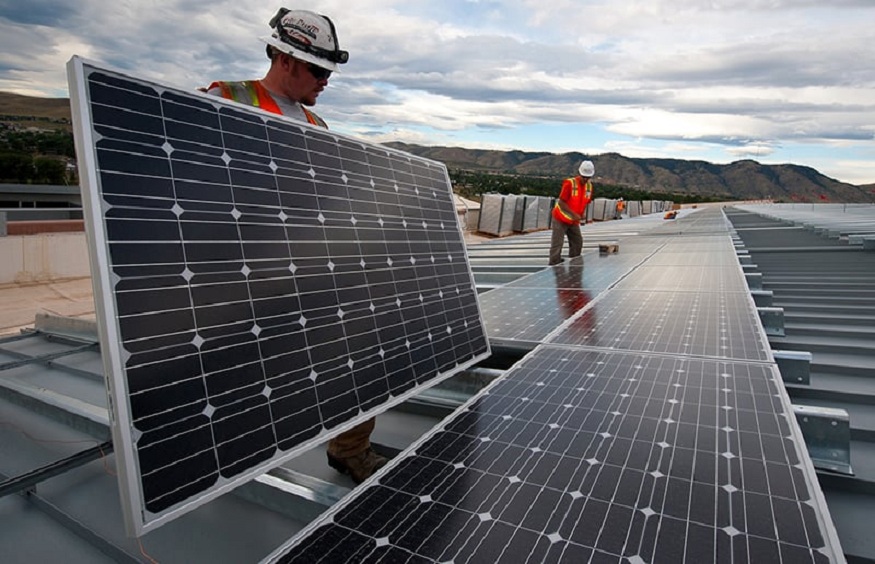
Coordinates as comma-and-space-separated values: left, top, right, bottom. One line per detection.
505, 255, 644, 293
480, 290, 593, 348
478, 258, 598, 348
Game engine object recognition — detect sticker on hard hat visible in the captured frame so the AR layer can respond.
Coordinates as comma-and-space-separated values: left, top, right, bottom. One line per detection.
284, 16, 321, 44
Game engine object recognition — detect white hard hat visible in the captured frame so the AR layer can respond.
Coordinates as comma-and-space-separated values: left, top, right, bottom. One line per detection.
261, 8, 348, 72
579, 160, 595, 177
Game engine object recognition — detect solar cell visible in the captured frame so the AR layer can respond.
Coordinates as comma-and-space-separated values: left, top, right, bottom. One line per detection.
267, 345, 841, 563
67, 57, 490, 535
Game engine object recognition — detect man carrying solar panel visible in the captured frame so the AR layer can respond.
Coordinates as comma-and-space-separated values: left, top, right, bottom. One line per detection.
205, 8, 388, 485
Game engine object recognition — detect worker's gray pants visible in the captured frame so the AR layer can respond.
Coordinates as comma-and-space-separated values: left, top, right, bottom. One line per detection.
549, 220, 582, 265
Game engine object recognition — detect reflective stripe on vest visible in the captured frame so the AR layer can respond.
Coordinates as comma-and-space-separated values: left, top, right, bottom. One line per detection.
247, 81, 281, 114
554, 178, 576, 223
553, 202, 576, 223
570, 177, 593, 200
301, 107, 326, 128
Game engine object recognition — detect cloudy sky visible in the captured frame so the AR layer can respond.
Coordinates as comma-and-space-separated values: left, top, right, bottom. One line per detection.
2, 0, 874, 185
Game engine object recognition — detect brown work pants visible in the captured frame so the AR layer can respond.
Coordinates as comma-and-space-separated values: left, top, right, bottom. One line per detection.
549, 220, 582, 265
327, 418, 375, 458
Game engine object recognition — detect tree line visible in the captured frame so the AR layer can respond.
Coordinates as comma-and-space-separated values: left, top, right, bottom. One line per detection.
0, 128, 75, 184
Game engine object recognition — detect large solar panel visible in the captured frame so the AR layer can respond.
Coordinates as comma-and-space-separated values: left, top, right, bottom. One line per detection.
267, 345, 842, 563
550, 234, 769, 361
67, 57, 490, 535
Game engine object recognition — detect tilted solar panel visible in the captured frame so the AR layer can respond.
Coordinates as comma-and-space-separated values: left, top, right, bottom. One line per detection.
67, 57, 490, 535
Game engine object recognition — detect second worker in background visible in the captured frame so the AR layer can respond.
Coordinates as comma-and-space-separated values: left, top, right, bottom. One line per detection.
549, 160, 595, 266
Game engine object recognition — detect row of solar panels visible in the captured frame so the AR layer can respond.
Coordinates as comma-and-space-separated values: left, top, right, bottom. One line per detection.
267, 207, 845, 563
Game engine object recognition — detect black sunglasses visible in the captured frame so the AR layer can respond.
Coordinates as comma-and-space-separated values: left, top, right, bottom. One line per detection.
306, 62, 332, 81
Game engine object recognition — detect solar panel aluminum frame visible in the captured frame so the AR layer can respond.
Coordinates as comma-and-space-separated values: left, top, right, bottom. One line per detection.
67, 56, 491, 536
67, 58, 145, 534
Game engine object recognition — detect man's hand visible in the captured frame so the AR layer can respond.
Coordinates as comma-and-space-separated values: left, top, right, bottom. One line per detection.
557, 199, 582, 222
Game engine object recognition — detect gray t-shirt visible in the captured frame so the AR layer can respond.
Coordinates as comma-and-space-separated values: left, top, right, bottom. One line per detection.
206, 83, 309, 122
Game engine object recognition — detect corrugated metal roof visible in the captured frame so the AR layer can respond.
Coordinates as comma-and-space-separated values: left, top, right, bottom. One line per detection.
725, 204, 875, 563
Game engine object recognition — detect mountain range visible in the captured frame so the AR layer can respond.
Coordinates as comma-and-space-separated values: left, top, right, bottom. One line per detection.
385, 142, 874, 203
2, 91, 871, 202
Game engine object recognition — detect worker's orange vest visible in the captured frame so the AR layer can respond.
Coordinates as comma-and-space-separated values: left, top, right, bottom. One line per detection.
207, 80, 327, 128
552, 177, 593, 225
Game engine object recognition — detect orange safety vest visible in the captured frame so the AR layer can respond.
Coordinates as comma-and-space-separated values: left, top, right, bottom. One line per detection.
617, 200, 625, 212
207, 80, 327, 128
552, 176, 593, 225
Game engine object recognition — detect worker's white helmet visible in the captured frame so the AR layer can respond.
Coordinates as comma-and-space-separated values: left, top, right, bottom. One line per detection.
261, 8, 349, 71
579, 160, 595, 177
